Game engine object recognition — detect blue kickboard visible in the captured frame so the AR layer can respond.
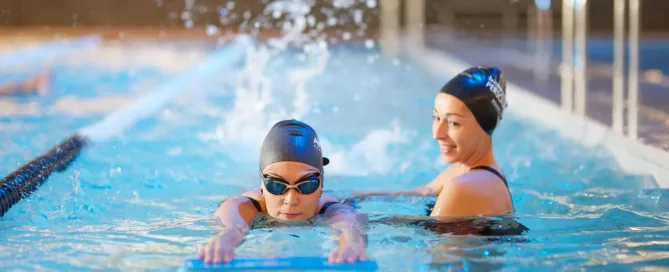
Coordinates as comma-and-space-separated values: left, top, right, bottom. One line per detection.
183, 257, 378, 271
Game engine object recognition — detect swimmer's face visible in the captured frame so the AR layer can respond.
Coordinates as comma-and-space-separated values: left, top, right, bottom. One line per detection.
432, 93, 490, 164
261, 161, 322, 221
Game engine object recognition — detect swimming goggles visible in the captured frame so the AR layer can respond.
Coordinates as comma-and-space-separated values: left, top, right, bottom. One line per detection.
261, 173, 321, 195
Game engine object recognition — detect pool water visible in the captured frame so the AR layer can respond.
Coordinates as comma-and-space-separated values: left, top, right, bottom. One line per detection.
1, 40, 668, 271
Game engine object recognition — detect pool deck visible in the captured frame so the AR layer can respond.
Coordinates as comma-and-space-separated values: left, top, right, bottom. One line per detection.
424, 30, 669, 153
0, 26, 377, 49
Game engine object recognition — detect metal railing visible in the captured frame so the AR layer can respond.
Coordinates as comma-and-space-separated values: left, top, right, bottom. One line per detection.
539, 0, 642, 140
387, 0, 644, 142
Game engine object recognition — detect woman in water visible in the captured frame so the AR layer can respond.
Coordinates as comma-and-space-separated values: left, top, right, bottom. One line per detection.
357, 66, 514, 218
0, 71, 51, 96
197, 119, 368, 264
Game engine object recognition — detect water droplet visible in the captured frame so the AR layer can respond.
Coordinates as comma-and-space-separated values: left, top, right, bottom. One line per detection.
352, 9, 363, 24
364, 39, 375, 49
307, 15, 316, 27
219, 8, 229, 17
366, 0, 377, 8
342, 32, 351, 41
392, 58, 400, 66
206, 25, 219, 36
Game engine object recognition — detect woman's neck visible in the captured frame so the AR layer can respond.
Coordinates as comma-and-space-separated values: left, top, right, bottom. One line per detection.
456, 146, 497, 173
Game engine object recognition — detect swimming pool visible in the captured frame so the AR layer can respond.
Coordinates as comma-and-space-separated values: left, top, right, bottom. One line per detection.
1, 39, 668, 271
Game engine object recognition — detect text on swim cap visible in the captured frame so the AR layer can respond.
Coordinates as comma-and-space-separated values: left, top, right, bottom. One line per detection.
485, 76, 507, 108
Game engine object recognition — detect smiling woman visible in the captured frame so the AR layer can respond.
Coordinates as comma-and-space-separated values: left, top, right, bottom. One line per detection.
197, 119, 368, 264
356, 66, 514, 218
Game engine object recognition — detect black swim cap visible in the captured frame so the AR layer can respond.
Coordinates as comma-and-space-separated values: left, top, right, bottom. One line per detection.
440, 66, 508, 135
259, 119, 330, 173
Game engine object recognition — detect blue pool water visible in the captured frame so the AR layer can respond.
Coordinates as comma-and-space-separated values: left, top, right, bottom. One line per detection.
1, 41, 668, 271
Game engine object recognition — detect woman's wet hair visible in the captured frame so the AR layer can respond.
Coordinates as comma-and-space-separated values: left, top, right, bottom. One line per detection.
439, 66, 508, 135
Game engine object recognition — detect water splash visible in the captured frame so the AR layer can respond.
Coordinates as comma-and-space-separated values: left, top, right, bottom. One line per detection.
182, 0, 196, 29
204, 0, 329, 146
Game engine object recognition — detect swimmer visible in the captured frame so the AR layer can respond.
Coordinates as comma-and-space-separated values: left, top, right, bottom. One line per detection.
197, 119, 368, 264
357, 66, 514, 217
0, 71, 52, 96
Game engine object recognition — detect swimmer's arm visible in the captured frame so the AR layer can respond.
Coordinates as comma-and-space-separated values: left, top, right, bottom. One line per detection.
356, 189, 436, 198
199, 193, 262, 262
0, 72, 48, 95
414, 167, 455, 196
214, 192, 263, 237
321, 197, 366, 246
0, 81, 24, 95
356, 169, 450, 198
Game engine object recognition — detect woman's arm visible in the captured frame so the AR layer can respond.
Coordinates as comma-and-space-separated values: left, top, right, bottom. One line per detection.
197, 194, 262, 263
0, 81, 24, 95
354, 172, 451, 199
356, 187, 437, 198
354, 168, 454, 199
320, 197, 368, 263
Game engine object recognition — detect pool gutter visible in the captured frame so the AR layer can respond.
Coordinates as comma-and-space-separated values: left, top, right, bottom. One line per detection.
404, 42, 669, 189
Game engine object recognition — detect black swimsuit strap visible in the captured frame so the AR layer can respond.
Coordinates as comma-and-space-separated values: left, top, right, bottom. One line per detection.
319, 201, 338, 215
244, 196, 262, 212
471, 166, 508, 188
471, 166, 514, 210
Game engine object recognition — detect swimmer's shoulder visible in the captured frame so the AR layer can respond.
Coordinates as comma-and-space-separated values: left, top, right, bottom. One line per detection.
434, 170, 512, 216
317, 195, 342, 215
318, 195, 338, 206
465, 165, 509, 191
452, 170, 506, 193
425, 165, 460, 193
239, 189, 266, 213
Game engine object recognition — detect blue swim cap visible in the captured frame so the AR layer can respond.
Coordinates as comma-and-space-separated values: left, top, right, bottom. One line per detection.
439, 66, 508, 135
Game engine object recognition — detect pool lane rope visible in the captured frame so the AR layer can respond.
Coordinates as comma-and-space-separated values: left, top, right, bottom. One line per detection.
0, 35, 251, 217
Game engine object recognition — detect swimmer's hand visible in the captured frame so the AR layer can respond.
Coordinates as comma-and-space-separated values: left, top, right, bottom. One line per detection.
328, 235, 368, 264
197, 227, 246, 263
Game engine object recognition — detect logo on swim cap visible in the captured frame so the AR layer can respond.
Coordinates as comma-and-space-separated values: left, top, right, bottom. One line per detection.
485, 76, 507, 119
313, 137, 321, 152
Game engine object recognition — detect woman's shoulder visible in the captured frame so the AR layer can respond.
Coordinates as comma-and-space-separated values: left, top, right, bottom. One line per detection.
454, 165, 506, 190
318, 195, 339, 207
239, 189, 266, 212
